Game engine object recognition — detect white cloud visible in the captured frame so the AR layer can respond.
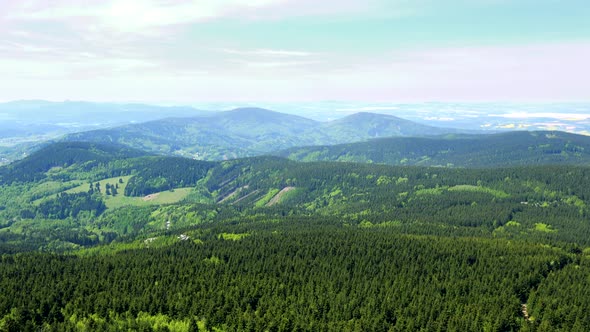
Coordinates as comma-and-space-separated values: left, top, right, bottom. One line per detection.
229, 59, 320, 68
218, 47, 320, 71
221, 48, 314, 57
7, 0, 286, 33
0, 41, 54, 54
100, 0, 288, 32
0, 56, 159, 80
1, 0, 589, 104
4, 0, 391, 34
368, 42, 590, 101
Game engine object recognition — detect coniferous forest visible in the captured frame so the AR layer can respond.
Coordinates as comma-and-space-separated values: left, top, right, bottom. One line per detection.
2, 0, 588, 329
1, 140, 590, 331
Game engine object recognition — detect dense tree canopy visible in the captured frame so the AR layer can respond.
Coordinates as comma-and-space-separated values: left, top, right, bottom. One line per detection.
1, 221, 586, 331
1, 142, 590, 331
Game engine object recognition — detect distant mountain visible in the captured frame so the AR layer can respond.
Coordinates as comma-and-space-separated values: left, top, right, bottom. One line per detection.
275, 131, 590, 167
320, 112, 462, 142
62, 108, 467, 160
0, 100, 211, 127
217, 107, 316, 130
0, 100, 213, 165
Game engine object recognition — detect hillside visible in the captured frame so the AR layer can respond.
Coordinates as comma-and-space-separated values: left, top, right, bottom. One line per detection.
1, 142, 590, 330
0, 142, 150, 184
276, 130, 590, 167
62, 108, 466, 160
2, 141, 590, 247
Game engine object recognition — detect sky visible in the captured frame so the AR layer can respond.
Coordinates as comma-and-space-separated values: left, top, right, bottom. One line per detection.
0, 0, 589, 103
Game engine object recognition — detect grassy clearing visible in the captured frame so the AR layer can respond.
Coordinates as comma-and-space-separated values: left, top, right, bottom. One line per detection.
255, 188, 280, 207
66, 175, 133, 194
105, 188, 194, 209
34, 175, 193, 209
448, 185, 510, 199
30, 180, 85, 205
415, 187, 446, 196
31, 180, 84, 196
218, 232, 251, 241
276, 187, 302, 205
265, 187, 297, 206
534, 223, 557, 233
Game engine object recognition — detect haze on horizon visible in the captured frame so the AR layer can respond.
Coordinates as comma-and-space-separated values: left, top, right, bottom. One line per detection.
0, 0, 589, 103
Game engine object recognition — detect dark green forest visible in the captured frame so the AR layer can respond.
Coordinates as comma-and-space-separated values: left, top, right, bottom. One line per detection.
1, 140, 590, 331
2, 221, 588, 331
276, 131, 590, 167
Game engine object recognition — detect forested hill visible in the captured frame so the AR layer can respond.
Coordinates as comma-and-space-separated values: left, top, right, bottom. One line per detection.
62, 108, 466, 160
4, 142, 590, 248
275, 130, 590, 167
0, 142, 150, 184
2, 141, 590, 329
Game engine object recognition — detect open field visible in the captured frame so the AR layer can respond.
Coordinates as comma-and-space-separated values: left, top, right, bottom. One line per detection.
32, 175, 193, 209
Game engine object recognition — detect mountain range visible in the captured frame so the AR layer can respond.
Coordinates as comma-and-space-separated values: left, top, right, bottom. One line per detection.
62, 107, 467, 160
0, 100, 210, 134
2, 130, 590, 330
0, 100, 210, 165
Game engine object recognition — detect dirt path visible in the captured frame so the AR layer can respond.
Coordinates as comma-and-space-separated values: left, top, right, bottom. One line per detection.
219, 186, 250, 204
266, 187, 295, 206
232, 189, 261, 205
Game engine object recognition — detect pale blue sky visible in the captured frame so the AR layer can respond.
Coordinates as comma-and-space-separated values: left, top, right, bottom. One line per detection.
0, 0, 588, 102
